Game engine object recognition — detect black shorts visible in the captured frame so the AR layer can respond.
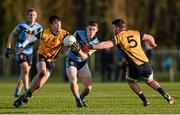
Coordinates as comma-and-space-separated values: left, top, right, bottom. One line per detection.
66, 57, 86, 71
37, 54, 55, 73
16, 53, 33, 66
128, 62, 153, 80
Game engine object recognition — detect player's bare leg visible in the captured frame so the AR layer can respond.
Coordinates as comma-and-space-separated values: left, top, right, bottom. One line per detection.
67, 66, 83, 108
80, 76, 92, 107
78, 63, 92, 107
29, 61, 50, 94
14, 62, 30, 97
14, 78, 24, 97
128, 80, 150, 106
13, 61, 50, 108
27, 73, 49, 96
21, 62, 31, 92
146, 79, 174, 104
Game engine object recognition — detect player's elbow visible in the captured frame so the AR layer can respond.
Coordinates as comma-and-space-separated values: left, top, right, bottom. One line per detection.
142, 34, 154, 41
105, 40, 114, 48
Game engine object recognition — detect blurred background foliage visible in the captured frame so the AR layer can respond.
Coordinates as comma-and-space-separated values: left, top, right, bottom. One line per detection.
1, 0, 180, 49
0, 0, 180, 80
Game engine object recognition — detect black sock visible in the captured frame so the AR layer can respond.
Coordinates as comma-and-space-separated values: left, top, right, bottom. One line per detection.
80, 94, 85, 101
25, 90, 32, 98
157, 87, 166, 96
138, 93, 147, 102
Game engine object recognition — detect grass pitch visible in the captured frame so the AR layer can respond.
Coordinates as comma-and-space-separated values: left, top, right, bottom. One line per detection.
0, 76, 179, 114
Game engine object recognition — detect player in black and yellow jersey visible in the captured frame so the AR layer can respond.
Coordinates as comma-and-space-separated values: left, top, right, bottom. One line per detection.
13, 15, 69, 108
83, 19, 174, 106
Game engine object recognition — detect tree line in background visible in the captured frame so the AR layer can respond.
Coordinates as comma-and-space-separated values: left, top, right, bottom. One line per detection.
0, 0, 180, 75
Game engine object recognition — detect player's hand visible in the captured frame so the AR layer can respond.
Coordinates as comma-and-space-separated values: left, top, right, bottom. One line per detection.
149, 39, 157, 47
5, 48, 11, 58
81, 44, 93, 53
151, 42, 157, 47
143, 34, 157, 48
16, 47, 24, 55
71, 42, 80, 52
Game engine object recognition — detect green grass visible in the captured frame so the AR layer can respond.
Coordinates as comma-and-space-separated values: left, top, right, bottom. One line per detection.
0, 76, 180, 114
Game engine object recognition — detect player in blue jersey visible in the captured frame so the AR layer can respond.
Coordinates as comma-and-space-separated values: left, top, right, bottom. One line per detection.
5, 8, 43, 97
66, 21, 99, 108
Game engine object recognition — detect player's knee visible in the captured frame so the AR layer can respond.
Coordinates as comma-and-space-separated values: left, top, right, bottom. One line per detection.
39, 69, 46, 76
85, 85, 92, 92
88, 85, 92, 91
68, 76, 77, 83
70, 79, 78, 85
22, 68, 29, 74
145, 78, 154, 84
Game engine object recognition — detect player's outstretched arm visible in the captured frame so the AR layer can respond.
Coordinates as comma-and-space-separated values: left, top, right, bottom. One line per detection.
142, 34, 157, 47
81, 40, 114, 53
92, 40, 114, 49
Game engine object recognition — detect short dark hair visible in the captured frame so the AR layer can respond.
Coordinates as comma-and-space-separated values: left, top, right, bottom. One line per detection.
112, 19, 126, 29
26, 8, 37, 15
49, 15, 61, 24
87, 21, 98, 28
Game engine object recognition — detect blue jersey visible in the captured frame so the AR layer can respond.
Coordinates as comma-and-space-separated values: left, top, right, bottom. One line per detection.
12, 21, 43, 54
67, 30, 99, 62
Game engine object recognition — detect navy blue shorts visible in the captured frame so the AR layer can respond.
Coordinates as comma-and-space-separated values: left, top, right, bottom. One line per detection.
66, 57, 86, 71
16, 53, 33, 66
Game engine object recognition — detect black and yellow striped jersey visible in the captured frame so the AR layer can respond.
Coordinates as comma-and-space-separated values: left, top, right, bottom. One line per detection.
113, 30, 149, 65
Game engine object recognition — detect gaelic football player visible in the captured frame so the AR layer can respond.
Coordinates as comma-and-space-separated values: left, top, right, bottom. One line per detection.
83, 19, 174, 106
6, 8, 42, 97
66, 21, 99, 108
13, 15, 69, 108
